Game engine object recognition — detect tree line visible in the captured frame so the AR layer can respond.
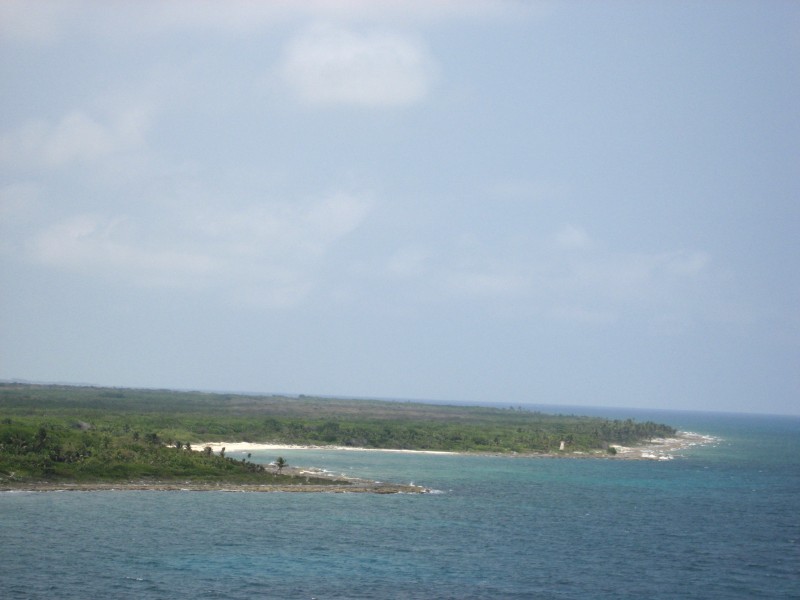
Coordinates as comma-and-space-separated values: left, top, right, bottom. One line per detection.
0, 383, 678, 482
0, 416, 323, 485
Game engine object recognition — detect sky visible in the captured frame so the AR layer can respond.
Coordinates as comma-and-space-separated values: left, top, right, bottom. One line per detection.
1, 1, 798, 416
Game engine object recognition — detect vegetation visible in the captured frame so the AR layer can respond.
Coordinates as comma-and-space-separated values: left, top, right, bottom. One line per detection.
0, 418, 344, 486
0, 383, 677, 483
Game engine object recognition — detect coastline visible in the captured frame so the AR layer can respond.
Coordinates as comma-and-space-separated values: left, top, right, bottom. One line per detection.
1, 432, 718, 493
0, 463, 430, 494
192, 442, 459, 456
0, 479, 428, 494
605, 431, 719, 460
192, 430, 719, 461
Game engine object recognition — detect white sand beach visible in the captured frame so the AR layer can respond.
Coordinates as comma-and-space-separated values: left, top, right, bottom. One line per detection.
191, 442, 458, 455
191, 431, 719, 460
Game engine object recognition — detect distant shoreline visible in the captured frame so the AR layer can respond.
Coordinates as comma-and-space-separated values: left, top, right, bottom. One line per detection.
604, 431, 719, 460
1, 433, 718, 494
0, 431, 719, 494
194, 442, 459, 455
193, 430, 719, 461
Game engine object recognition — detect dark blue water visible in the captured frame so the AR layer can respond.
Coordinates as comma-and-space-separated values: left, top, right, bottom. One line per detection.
2, 410, 798, 599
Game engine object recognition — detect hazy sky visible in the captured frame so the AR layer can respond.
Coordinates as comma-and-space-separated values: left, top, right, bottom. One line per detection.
1, 1, 798, 415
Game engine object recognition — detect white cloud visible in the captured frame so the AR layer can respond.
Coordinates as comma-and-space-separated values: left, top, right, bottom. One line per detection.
0, 108, 152, 168
39, 113, 115, 165
29, 214, 220, 288
387, 245, 429, 278
280, 24, 436, 107
27, 192, 373, 306
0, 1, 527, 44
551, 249, 712, 302
304, 193, 374, 244
554, 224, 592, 250
370, 223, 716, 329
0, 0, 73, 44
661, 250, 710, 276
186, 193, 372, 260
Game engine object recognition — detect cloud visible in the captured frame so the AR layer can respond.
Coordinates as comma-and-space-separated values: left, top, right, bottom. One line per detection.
568, 250, 709, 293
0, 0, 73, 44
661, 251, 710, 276
29, 214, 220, 288
280, 24, 436, 107
369, 223, 715, 329
0, 1, 527, 44
387, 245, 430, 278
304, 193, 374, 244
553, 224, 592, 250
27, 192, 373, 307
186, 192, 372, 259
0, 108, 152, 169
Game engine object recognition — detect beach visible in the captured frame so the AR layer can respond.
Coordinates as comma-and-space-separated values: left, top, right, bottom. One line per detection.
192, 430, 718, 460
192, 442, 458, 455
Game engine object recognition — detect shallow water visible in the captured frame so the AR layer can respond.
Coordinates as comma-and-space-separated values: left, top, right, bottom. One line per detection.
2, 409, 798, 599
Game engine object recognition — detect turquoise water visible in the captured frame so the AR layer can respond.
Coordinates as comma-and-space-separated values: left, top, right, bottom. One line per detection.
2, 409, 798, 599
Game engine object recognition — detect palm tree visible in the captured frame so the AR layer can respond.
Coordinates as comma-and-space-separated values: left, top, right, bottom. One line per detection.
275, 456, 287, 474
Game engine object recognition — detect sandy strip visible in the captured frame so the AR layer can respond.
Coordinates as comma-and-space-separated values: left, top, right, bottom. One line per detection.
191, 442, 457, 455
191, 431, 719, 460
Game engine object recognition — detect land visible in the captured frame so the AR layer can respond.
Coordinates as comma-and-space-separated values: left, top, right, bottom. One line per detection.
3, 472, 428, 494
192, 430, 716, 461
0, 383, 696, 492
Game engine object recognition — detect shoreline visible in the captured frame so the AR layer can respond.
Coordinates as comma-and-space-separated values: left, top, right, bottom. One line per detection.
605, 431, 719, 460
192, 442, 459, 455
192, 431, 719, 461
1, 433, 718, 494
0, 480, 428, 494
0, 466, 430, 494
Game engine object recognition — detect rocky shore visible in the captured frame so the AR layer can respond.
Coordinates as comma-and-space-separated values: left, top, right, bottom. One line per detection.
605, 431, 719, 460
0, 480, 428, 494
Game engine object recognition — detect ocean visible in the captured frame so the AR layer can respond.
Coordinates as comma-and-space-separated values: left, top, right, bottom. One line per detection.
2, 408, 798, 599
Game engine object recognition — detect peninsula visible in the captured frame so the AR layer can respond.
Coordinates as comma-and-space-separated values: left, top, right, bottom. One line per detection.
1, 383, 692, 492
